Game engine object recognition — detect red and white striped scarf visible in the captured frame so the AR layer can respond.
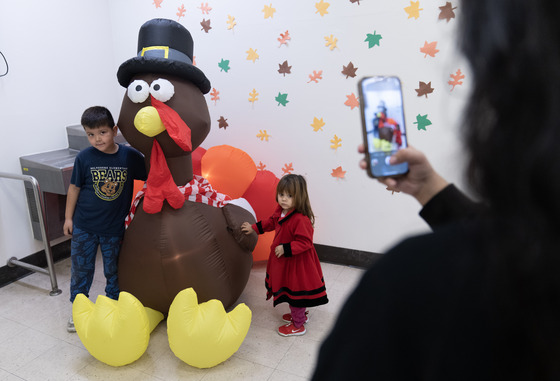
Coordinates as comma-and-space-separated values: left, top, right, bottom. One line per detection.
125, 175, 232, 228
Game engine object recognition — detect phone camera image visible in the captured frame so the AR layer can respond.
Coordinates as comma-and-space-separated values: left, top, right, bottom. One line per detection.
359, 76, 408, 178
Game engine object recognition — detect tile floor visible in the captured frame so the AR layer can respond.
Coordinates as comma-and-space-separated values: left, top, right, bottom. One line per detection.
0, 253, 365, 381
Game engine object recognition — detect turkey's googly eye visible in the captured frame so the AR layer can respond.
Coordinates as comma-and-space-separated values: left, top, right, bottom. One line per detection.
127, 80, 150, 103
150, 79, 175, 103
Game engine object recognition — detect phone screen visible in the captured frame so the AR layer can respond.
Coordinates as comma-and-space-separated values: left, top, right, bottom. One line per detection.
359, 76, 408, 178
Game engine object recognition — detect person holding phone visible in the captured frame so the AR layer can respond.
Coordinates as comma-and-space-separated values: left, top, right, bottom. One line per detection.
312, 0, 560, 379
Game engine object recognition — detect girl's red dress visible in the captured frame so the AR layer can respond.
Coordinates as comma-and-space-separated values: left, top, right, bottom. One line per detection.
253, 206, 328, 308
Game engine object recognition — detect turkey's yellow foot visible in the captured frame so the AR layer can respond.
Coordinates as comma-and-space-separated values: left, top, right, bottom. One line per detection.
73, 292, 164, 366
167, 288, 252, 368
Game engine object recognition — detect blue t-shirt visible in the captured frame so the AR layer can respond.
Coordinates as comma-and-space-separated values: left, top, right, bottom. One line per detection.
70, 143, 147, 236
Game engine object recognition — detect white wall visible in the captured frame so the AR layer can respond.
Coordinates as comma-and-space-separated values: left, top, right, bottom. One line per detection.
0, 1, 119, 264
0, 0, 470, 266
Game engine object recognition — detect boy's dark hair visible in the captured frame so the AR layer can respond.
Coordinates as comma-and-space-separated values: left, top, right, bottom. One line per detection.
81, 106, 115, 129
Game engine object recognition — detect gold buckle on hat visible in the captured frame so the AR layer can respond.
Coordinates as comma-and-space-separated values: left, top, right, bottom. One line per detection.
141, 46, 169, 59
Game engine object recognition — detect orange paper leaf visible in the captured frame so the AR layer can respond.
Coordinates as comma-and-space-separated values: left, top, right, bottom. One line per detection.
210, 88, 220, 104
198, 2, 212, 14
448, 69, 465, 91
177, 4, 186, 20
282, 163, 294, 175
331, 166, 346, 179
420, 41, 439, 58
278, 30, 291, 46
344, 93, 360, 110
307, 70, 323, 83
257, 161, 267, 171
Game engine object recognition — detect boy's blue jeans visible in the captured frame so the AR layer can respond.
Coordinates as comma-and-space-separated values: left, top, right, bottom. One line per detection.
69, 226, 122, 303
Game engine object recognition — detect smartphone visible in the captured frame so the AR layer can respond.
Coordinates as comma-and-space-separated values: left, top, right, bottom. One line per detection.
358, 76, 408, 178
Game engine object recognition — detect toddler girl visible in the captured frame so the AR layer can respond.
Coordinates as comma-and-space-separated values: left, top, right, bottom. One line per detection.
241, 174, 328, 336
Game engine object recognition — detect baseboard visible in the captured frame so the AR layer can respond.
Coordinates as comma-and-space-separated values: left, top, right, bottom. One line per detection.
0, 240, 71, 288
0, 240, 379, 288
315, 243, 382, 269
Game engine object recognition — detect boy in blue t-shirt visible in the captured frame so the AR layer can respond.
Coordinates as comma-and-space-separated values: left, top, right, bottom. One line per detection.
63, 106, 146, 332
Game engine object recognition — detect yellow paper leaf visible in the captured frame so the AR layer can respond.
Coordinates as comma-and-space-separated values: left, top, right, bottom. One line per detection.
248, 89, 259, 104
257, 130, 270, 141
324, 35, 338, 51
330, 135, 342, 150
404, 1, 423, 19
311, 117, 325, 132
246, 48, 259, 63
226, 15, 237, 30
262, 4, 276, 19
315, 0, 330, 16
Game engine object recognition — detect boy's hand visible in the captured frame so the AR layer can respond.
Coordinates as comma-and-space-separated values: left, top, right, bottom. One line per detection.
241, 222, 254, 235
275, 245, 284, 258
63, 219, 73, 236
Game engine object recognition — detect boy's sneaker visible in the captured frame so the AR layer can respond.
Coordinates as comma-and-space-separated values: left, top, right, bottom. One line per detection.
278, 322, 306, 337
282, 311, 309, 324
67, 316, 76, 333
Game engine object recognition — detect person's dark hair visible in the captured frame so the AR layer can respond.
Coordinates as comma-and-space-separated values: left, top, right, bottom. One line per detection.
81, 106, 115, 129
460, 1, 560, 378
276, 174, 315, 225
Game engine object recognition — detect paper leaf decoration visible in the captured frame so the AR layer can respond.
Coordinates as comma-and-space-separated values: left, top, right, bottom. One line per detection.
315, 0, 330, 16
439, 2, 457, 22
257, 130, 271, 141
365, 32, 382, 48
153, 0, 163, 8
282, 163, 294, 175
278, 61, 292, 76
330, 135, 342, 150
342, 62, 358, 78
331, 166, 346, 179
217, 116, 228, 129
414, 114, 432, 131
248, 89, 259, 104
201, 19, 212, 33
449, 69, 465, 91
227, 15, 237, 30
275, 92, 289, 106
404, 1, 423, 19
218, 59, 230, 72
420, 41, 439, 58
308, 70, 323, 83
246, 48, 259, 63
257, 162, 266, 171
199, 2, 212, 14
415, 81, 434, 98
262, 4, 276, 19
278, 31, 291, 46
344, 93, 360, 110
210, 88, 220, 105
177, 5, 186, 21
325, 35, 338, 51
311, 117, 325, 132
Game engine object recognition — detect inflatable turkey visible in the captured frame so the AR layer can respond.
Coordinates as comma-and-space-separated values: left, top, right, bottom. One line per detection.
115, 18, 257, 314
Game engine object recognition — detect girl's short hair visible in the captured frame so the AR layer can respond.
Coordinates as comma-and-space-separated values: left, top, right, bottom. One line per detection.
276, 174, 315, 225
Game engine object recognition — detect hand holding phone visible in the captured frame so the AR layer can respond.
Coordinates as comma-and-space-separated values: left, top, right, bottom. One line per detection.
358, 76, 408, 178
